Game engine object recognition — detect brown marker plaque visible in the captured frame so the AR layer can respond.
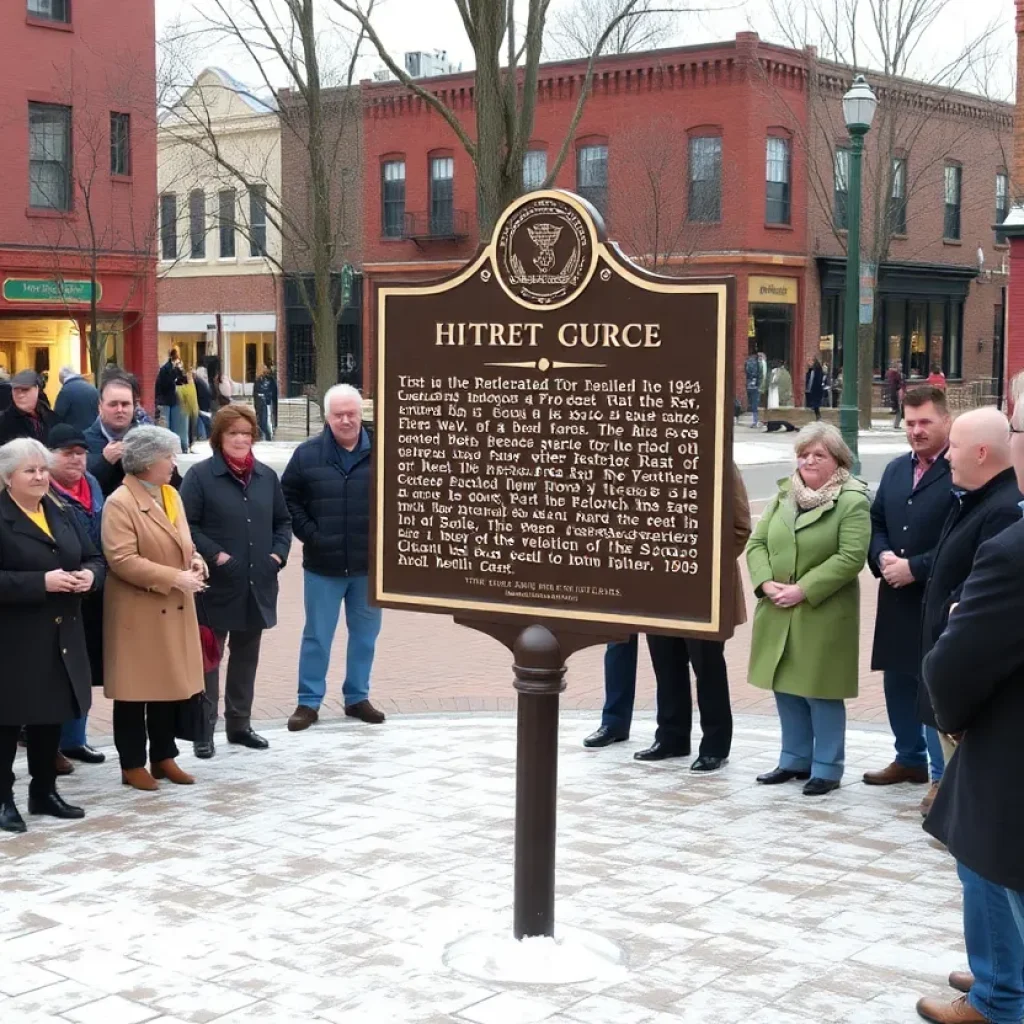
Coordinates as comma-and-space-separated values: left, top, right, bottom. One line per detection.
373, 190, 734, 639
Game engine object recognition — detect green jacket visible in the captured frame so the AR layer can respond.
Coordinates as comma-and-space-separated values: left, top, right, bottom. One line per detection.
746, 477, 870, 700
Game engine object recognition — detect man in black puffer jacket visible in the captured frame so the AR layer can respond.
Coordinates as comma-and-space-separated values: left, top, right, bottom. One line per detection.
281, 384, 383, 732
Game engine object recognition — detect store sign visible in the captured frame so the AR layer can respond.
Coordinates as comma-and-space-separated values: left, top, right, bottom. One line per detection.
2, 278, 99, 304
373, 190, 735, 638
859, 261, 876, 325
747, 275, 797, 304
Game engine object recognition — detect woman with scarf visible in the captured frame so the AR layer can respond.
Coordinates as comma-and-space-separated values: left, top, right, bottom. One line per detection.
746, 422, 870, 796
181, 404, 291, 759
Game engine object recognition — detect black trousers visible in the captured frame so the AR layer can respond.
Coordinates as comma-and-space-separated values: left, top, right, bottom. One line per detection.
204, 627, 263, 732
645, 636, 733, 758
0, 724, 60, 801
113, 701, 179, 771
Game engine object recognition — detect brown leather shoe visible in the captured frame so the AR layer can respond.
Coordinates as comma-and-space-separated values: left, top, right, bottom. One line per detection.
121, 767, 159, 791
287, 705, 319, 732
916, 994, 989, 1022
55, 752, 75, 776
863, 761, 929, 785
921, 781, 941, 817
949, 972, 975, 994
344, 700, 386, 725
151, 759, 195, 785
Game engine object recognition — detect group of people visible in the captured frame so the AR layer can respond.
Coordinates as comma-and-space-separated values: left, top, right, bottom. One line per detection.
0, 375, 382, 833
584, 382, 1024, 1024
742, 349, 839, 426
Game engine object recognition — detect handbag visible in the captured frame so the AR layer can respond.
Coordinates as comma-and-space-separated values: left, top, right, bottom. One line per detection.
174, 691, 214, 742
197, 592, 224, 674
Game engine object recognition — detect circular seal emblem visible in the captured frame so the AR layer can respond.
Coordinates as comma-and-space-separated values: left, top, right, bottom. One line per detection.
492, 194, 598, 311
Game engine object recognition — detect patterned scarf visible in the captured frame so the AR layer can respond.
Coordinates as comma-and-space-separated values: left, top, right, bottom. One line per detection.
790, 467, 850, 511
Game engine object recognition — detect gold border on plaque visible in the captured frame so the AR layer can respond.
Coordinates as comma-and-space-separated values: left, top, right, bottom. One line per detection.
374, 191, 728, 635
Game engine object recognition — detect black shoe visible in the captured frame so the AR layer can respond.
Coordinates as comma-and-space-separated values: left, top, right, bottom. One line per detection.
0, 798, 26, 834
28, 790, 85, 820
691, 755, 728, 773
802, 777, 842, 797
633, 742, 690, 762
583, 726, 628, 749
227, 727, 269, 750
756, 767, 811, 785
60, 744, 106, 765
193, 737, 216, 760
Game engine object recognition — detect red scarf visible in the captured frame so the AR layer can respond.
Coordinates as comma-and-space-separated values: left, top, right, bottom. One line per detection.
53, 475, 94, 514
224, 450, 254, 485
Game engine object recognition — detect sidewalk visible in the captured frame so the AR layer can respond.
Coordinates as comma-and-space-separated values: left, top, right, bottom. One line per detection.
0, 715, 963, 1024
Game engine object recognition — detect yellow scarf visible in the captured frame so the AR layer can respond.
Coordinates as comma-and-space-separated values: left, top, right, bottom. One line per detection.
161, 485, 178, 525
17, 502, 52, 538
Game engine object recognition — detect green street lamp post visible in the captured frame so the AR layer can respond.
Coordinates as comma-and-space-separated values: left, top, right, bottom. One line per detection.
840, 74, 878, 472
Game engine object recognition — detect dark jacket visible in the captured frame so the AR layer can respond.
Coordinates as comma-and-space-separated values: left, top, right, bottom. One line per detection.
155, 359, 186, 408
181, 453, 292, 632
194, 374, 213, 415
54, 375, 100, 432
923, 517, 1024, 890
0, 381, 10, 413
84, 418, 130, 497
0, 403, 56, 446
868, 451, 953, 675
0, 491, 104, 725
918, 466, 1021, 725
254, 373, 278, 417
804, 364, 825, 408
281, 426, 372, 577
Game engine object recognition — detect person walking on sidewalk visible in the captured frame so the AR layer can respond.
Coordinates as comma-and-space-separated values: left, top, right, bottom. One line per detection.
744, 350, 763, 428
282, 384, 384, 731
862, 386, 952, 814
181, 405, 292, 759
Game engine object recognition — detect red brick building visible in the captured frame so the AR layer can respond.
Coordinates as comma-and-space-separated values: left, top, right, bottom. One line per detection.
358, 33, 1012, 405
0, 0, 158, 406
1000, 0, 1024, 396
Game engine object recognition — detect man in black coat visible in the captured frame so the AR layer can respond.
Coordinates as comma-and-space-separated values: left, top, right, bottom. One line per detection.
53, 367, 100, 432
181, 408, 292, 757
83, 376, 139, 497
281, 384, 383, 732
916, 403, 1024, 1024
0, 370, 56, 446
863, 386, 952, 809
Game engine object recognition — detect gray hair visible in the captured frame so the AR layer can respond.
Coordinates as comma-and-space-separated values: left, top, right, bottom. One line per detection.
0, 438, 53, 491
121, 426, 181, 476
58, 366, 77, 384
324, 383, 362, 415
794, 421, 854, 472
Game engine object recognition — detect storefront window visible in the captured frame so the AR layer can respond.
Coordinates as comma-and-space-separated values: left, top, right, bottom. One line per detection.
819, 293, 843, 382
949, 302, 963, 379
908, 301, 927, 379
928, 301, 945, 377
873, 296, 964, 381
884, 299, 905, 376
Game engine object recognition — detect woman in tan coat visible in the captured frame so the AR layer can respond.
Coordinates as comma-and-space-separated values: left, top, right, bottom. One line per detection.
102, 426, 207, 790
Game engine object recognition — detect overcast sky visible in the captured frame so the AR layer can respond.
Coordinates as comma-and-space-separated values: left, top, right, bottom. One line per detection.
157, 0, 1018, 100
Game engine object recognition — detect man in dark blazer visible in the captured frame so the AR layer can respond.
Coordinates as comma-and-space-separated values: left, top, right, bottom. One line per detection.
53, 367, 100, 432
0, 370, 56, 446
915, 400, 1024, 1024
863, 387, 952, 812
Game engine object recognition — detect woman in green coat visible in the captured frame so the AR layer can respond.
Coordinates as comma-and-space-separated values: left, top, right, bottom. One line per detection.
746, 422, 870, 795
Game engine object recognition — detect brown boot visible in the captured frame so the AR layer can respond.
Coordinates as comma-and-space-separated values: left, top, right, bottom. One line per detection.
344, 700, 386, 725
915, 995, 989, 1022
949, 972, 975, 994
287, 705, 319, 732
55, 752, 75, 776
863, 761, 929, 785
151, 759, 195, 785
121, 767, 159, 791
921, 782, 941, 817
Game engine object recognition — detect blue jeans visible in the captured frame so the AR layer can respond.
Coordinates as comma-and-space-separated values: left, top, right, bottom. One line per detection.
1008, 889, 1024, 947
60, 716, 87, 750
600, 637, 637, 737
158, 404, 189, 451
774, 692, 846, 781
747, 387, 760, 426
883, 670, 945, 782
297, 572, 382, 709
959, 861, 1024, 1023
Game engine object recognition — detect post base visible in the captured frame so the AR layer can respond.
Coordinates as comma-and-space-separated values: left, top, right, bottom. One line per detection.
838, 404, 861, 474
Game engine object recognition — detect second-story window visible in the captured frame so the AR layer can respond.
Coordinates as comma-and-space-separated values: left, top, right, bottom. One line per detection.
218, 188, 236, 258
765, 136, 791, 225
381, 160, 405, 238
110, 113, 130, 175
430, 156, 454, 235
189, 190, 206, 259
249, 184, 267, 256
889, 157, 907, 235
576, 144, 608, 219
28, 0, 69, 22
944, 163, 962, 240
160, 194, 177, 260
833, 146, 849, 230
29, 102, 71, 211
688, 136, 721, 223
523, 150, 547, 190
996, 171, 1010, 244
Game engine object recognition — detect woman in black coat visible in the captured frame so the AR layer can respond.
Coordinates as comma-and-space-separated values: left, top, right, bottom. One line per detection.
804, 359, 825, 421
0, 438, 104, 833
180, 405, 291, 759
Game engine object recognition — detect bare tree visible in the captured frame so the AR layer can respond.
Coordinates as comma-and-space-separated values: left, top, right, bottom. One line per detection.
545, 0, 676, 60
763, 0, 1003, 425
330, 0, 700, 237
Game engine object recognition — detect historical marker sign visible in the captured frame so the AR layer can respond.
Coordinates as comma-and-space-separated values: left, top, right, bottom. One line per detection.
373, 190, 734, 639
